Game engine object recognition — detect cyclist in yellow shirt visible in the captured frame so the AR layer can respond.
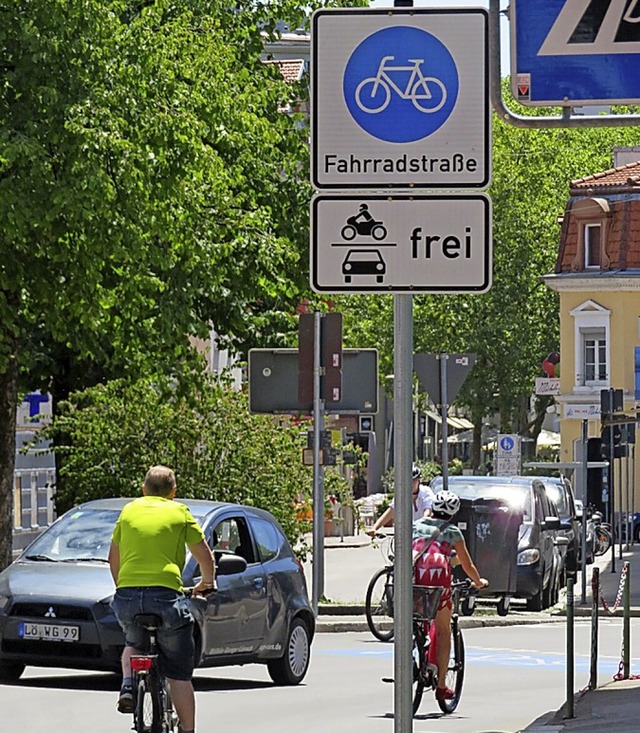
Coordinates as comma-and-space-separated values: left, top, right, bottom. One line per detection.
108, 466, 215, 733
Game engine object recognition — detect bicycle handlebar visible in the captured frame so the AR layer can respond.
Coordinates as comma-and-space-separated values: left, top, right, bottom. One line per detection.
452, 578, 479, 596
184, 586, 215, 599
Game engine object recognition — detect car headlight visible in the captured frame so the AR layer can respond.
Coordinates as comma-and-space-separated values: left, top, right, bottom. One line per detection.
0, 594, 11, 612
517, 549, 540, 566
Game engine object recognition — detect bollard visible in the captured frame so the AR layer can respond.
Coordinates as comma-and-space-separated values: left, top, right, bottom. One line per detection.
623, 561, 630, 679
590, 567, 599, 690
565, 577, 575, 718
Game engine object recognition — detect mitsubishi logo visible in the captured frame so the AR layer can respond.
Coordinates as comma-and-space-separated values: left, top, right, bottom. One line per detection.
44, 607, 56, 618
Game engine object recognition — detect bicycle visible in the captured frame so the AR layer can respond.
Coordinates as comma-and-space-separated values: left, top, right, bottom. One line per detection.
586, 507, 613, 556
411, 579, 474, 715
130, 613, 179, 733
365, 532, 395, 642
128, 588, 210, 733
355, 56, 447, 115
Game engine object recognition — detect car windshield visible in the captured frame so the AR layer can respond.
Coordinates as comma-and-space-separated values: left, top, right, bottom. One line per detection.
447, 482, 532, 521
23, 508, 121, 562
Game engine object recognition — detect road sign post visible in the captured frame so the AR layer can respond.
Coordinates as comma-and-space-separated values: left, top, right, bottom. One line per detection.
496, 434, 522, 476
298, 312, 343, 404
513, 0, 640, 105
311, 194, 492, 294
248, 348, 378, 414
310, 7, 491, 730
311, 8, 490, 190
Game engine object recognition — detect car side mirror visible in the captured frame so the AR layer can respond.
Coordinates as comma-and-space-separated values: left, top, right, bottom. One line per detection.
544, 516, 561, 530
216, 554, 247, 576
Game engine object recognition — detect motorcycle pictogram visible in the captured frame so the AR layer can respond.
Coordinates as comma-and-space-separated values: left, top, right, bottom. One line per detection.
341, 203, 388, 241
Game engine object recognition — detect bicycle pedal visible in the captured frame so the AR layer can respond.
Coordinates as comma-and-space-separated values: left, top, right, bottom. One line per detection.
382, 677, 394, 684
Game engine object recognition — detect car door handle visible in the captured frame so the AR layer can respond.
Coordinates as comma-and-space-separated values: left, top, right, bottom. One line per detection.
253, 577, 264, 590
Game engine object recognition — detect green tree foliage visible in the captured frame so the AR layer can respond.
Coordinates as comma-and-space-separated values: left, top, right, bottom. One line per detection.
0, 0, 364, 568
338, 84, 640, 467
44, 373, 313, 550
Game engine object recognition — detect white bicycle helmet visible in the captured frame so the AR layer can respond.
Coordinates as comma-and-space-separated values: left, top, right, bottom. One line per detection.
432, 490, 460, 518
412, 464, 421, 480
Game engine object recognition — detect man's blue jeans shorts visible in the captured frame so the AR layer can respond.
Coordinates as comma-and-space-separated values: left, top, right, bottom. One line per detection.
111, 586, 195, 681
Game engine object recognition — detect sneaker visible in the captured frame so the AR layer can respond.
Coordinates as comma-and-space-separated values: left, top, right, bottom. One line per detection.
117, 685, 134, 714
435, 686, 455, 701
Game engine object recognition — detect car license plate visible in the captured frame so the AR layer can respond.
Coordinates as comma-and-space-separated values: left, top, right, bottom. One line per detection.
19, 622, 80, 642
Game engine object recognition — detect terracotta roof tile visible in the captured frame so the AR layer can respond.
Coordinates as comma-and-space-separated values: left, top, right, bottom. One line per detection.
263, 58, 306, 83
571, 160, 640, 191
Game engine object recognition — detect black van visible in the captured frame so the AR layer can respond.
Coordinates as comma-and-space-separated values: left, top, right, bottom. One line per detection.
436, 476, 567, 611
540, 475, 583, 580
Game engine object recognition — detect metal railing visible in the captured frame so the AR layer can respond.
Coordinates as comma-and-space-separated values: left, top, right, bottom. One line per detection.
565, 562, 636, 719
12, 469, 56, 550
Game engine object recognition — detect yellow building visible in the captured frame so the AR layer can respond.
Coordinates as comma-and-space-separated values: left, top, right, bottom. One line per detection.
543, 151, 640, 521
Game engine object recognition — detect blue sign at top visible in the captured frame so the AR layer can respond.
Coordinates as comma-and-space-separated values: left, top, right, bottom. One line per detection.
513, 0, 640, 105
343, 26, 459, 144
499, 436, 515, 452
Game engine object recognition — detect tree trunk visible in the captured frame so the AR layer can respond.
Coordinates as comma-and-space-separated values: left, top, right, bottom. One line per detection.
471, 411, 483, 471
0, 346, 19, 571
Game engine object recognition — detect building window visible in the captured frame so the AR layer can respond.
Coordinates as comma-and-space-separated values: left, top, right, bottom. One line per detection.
570, 300, 611, 392
582, 328, 607, 384
568, 198, 610, 271
584, 224, 601, 268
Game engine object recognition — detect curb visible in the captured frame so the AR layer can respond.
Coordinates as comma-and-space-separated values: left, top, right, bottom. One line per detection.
315, 602, 640, 632
315, 609, 569, 633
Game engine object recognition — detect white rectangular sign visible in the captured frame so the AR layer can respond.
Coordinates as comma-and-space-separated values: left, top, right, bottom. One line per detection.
564, 403, 601, 420
535, 377, 561, 396
311, 8, 490, 190
310, 194, 492, 294
495, 434, 521, 477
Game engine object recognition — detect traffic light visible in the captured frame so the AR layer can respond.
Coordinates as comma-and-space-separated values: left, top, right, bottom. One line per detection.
601, 424, 624, 460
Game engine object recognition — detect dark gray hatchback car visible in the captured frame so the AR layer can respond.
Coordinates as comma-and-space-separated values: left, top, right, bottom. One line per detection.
0, 498, 315, 684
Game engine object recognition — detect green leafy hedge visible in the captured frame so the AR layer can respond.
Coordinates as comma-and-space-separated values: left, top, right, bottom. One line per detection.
45, 374, 312, 550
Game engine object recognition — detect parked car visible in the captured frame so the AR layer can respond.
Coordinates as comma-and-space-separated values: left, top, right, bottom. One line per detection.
0, 498, 314, 683
440, 476, 567, 611
540, 475, 583, 578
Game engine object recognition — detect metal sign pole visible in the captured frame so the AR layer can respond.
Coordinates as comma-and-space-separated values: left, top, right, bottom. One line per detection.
393, 294, 413, 733
618, 455, 624, 560
581, 419, 588, 604
439, 353, 449, 491
625, 445, 631, 551
312, 312, 325, 613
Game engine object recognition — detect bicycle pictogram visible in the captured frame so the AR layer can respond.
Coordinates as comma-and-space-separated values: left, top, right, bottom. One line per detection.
355, 56, 447, 114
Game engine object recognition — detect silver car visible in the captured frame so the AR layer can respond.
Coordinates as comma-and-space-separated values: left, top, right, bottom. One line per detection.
0, 498, 314, 684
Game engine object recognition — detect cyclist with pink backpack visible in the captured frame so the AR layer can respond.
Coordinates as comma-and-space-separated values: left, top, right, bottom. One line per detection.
412, 490, 488, 702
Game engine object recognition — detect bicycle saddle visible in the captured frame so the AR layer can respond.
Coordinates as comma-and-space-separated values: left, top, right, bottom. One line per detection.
133, 613, 162, 629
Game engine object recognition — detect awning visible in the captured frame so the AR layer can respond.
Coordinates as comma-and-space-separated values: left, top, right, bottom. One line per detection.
426, 411, 474, 429
447, 426, 498, 446
448, 417, 474, 430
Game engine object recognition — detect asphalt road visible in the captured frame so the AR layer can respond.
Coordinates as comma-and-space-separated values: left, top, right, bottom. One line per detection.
2, 620, 637, 733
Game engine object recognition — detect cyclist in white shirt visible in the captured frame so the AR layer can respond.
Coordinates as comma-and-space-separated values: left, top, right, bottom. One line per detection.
367, 465, 434, 534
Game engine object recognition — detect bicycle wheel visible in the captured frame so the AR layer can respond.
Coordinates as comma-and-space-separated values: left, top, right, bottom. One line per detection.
411, 631, 426, 715
437, 621, 465, 714
355, 78, 391, 113
411, 76, 447, 113
162, 679, 179, 732
135, 673, 162, 733
365, 567, 394, 641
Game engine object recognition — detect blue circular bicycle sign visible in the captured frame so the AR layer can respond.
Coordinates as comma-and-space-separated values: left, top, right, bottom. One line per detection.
499, 436, 515, 452
343, 26, 459, 143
